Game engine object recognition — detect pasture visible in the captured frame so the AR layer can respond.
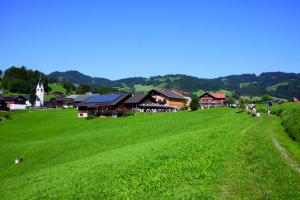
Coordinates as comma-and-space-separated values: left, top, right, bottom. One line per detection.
0, 106, 300, 199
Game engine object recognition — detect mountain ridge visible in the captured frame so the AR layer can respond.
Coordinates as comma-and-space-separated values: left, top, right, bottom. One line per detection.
47, 70, 300, 99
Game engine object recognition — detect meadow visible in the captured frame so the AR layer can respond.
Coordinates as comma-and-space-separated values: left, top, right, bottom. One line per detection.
0, 105, 300, 199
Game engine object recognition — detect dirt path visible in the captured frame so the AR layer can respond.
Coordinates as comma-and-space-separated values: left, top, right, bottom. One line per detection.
273, 138, 300, 173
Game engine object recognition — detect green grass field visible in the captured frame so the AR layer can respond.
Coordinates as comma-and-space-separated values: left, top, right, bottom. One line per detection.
0, 105, 300, 199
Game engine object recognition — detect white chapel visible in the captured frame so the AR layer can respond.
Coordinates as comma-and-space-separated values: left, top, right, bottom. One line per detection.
35, 75, 44, 107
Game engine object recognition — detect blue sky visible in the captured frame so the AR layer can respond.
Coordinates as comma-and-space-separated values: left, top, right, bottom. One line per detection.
1, 0, 299, 80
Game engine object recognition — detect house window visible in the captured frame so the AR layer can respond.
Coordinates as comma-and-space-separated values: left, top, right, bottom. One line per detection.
41, 89, 43, 92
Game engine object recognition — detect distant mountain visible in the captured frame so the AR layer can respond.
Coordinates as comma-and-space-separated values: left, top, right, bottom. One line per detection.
47, 71, 300, 100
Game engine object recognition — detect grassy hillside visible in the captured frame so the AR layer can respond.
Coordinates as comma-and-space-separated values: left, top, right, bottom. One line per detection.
0, 106, 300, 199
45, 84, 67, 99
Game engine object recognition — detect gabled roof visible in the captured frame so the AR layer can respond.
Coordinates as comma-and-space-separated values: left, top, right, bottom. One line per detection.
78, 93, 131, 108
124, 93, 156, 104
148, 89, 185, 100
50, 96, 66, 102
65, 95, 80, 100
211, 94, 226, 99
169, 88, 192, 97
73, 94, 97, 102
199, 93, 226, 99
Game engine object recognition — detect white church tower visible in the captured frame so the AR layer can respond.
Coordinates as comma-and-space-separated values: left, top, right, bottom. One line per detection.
36, 74, 44, 107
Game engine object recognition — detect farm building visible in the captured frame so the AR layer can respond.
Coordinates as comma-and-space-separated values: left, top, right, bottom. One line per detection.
0, 95, 27, 110
72, 94, 97, 108
49, 96, 67, 108
148, 89, 186, 108
163, 88, 192, 106
199, 93, 226, 108
77, 93, 131, 117
123, 93, 157, 112
52, 91, 64, 96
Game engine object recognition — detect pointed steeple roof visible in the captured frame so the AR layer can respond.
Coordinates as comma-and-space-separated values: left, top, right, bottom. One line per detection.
37, 74, 43, 88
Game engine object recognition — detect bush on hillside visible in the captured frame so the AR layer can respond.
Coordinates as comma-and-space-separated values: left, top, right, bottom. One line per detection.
86, 115, 96, 120
189, 97, 200, 111
260, 94, 273, 102
4, 113, 11, 120
281, 108, 300, 142
123, 111, 134, 117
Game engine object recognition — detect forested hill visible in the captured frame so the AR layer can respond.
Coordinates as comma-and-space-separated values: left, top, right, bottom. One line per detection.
47, 70, 300, 99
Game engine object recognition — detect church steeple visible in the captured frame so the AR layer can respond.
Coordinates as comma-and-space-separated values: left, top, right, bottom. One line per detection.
36, 74, 44, 107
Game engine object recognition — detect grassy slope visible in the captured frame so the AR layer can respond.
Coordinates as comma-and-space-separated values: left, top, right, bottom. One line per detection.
0, 107, 300, 199
45, 84, 67, 99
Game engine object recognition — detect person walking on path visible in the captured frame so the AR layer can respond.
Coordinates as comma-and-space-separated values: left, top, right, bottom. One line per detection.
267, 106, 270, 117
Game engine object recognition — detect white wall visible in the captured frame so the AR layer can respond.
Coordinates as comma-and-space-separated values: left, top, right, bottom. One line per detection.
10, 104, 27, 110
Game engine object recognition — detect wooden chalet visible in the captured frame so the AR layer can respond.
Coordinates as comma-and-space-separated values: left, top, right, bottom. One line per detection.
72, 94, 97, 107
52, 91, 64, 96
77, 93, 131, 117
0, 95, 27, 110
123, 93, 157, 112
163, 88, 192, 106
199, 93, 226, 108
148, 89, 186, 108
49, 96, 67, 108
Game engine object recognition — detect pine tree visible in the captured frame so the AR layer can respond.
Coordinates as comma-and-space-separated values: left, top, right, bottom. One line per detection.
189, 97, 200, 111
29, 88, 36, 106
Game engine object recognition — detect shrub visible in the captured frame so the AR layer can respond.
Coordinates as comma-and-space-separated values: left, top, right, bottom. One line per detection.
190, 97, 200, 111
86, 115, 96, 120
123, 111, 134, 117
281, 107, 300, 142
4, 113, 11, 119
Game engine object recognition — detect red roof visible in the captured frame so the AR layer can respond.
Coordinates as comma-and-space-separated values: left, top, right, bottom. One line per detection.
211, 94, 226, 99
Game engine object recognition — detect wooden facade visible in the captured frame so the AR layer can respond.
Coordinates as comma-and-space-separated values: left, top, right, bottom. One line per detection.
123, 93, 157, 112
0, 95, 27, 111
77, 93, 131, 117
49, 96, 67, 108
148, 89, 186, 108
199, 93, 226, 108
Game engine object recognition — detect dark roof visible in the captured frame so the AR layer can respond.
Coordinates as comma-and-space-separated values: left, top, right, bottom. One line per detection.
124, 93, 156, 104
260, 100, 279, 104
73, 94, 97, 102
44, 99, 50, 103
84, 93, 123, 104
50, 96, 66, 102
148, 89, 185, 100
169, 88, 192, 97
78, 93, 131, 108
22, 95, 30, 100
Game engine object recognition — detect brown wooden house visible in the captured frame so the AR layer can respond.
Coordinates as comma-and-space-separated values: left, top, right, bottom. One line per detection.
52, 91, 64, 96
77, 93, 131, 117
0, 95, 27, 110
49, 96, 67, 108
148, 89, 186, 108
199, 93, 226, 108
123, 93, 157, 112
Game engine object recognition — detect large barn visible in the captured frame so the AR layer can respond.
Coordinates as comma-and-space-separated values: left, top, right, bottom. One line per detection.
77, 93, 131, 117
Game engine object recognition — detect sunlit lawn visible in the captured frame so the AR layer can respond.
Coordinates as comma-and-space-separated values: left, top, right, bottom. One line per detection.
0, 106, 299, 199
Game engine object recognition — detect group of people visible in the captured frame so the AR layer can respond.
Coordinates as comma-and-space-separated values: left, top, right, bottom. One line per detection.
255, 105, 271, 118
15, 157, 23, 164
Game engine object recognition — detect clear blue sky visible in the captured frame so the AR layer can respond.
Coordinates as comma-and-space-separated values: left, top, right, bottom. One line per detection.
1, 0, 299, 80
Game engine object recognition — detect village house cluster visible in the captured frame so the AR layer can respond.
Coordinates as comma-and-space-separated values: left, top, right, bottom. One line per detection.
0, 78, 227, 117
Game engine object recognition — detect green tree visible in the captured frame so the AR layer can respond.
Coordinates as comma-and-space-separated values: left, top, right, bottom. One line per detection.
260, 94, 273, 102
227, 96, 235, 104
189, 97, 200, 111
29, 88, 36, 106
239, 98, 246, 109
